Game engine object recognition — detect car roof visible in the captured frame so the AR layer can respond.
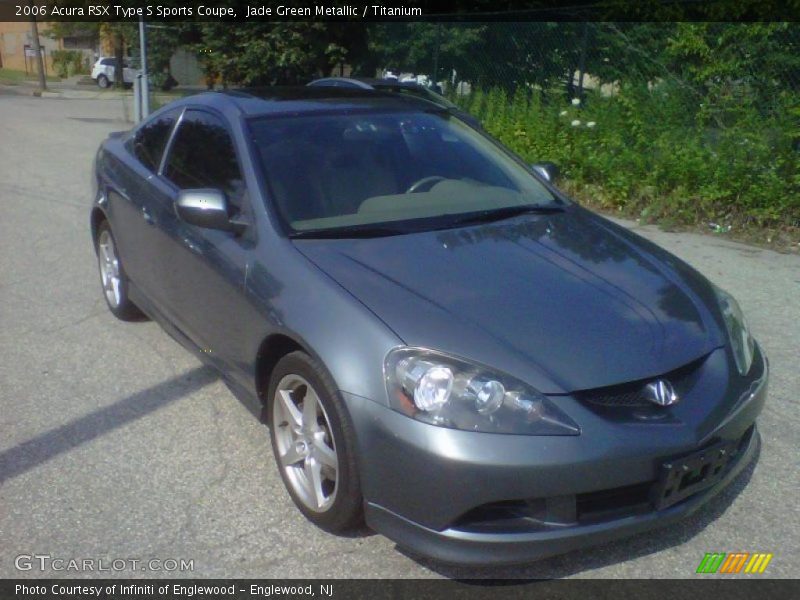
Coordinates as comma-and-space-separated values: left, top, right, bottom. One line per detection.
308, 77, 427, 90
308, 78, 457, 109
172, 86, 446, 118
307, 77, 375, 89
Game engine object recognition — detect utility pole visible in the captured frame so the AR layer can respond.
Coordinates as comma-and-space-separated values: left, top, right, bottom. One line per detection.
432, 22, 441, 90
28, 5, 47, 92
138, 16, 150, 117
577, 22, 589, 100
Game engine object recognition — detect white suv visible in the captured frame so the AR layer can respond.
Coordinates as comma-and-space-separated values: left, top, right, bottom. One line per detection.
91, 57, 136, 88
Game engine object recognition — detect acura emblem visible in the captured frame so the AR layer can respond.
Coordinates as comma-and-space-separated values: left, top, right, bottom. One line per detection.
646, 379, 679, 406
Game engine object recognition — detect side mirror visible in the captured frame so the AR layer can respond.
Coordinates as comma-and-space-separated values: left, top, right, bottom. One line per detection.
174, 189, 246, 234
531, 162, 560, 183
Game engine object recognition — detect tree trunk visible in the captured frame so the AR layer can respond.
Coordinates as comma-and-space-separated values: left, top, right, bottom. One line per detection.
29, 14, 47, 91
114, 33, 125, 89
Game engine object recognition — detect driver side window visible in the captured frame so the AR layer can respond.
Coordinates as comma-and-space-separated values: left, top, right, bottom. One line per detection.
163, 110, 246, 208
130, 108, 180, 173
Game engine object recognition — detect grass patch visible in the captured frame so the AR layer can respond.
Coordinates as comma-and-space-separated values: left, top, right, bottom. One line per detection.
0, 68, 60, 85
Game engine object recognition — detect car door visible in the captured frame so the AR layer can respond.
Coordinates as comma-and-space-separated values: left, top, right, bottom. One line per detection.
107, 107, 182, 311
157, 108, 256, 385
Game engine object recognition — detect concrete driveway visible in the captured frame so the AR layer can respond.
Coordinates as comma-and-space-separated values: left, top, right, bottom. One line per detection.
1, 90, 798, 579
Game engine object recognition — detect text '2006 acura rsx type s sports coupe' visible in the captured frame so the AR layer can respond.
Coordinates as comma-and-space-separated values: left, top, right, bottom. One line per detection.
90, 88, 767, 565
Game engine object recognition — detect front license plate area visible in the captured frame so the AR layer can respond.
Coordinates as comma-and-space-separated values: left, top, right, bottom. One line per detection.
651, 440, 738, 510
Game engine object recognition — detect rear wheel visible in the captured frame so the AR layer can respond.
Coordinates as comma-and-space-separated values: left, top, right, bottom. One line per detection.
96, 74, 109, 89
267, 352, 363, 532
95, 221, 144, 321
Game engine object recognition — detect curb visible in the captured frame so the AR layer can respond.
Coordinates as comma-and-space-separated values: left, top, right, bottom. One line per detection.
2, 83, 132, 100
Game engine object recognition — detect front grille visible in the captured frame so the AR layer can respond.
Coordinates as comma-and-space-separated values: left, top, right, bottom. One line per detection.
575, 355, 708, 408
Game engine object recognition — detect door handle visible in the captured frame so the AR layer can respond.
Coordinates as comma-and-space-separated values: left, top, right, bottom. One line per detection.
142, 206, 154, 225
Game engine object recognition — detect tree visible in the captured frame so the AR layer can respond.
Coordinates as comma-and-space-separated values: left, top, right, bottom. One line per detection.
184, 20, 367, 87
361, 23, 484, 83
363, 22, 586, 97
95, 22, 136, 88
44, 22, 100, 46
126, 23, 182, 90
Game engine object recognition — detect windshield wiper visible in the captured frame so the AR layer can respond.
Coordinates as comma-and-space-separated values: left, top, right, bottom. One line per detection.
448, 203, 565, 227
289, 225, 408, 239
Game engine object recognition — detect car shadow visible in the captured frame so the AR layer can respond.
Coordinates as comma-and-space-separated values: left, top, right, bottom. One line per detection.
396, 443, 760, 580
339, 523, 378, 539
0, 365, 218, 485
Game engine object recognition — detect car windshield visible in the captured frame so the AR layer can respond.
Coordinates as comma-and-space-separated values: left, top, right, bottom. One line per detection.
249, 110, 559, 236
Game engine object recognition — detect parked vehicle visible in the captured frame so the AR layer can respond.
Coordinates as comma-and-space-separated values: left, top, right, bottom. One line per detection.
90, 87, 766, 565
91, 57, 136, 88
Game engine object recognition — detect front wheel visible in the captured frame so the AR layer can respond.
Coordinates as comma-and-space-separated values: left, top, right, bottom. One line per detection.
95, 221, 145, 321
267, 352, 363, 532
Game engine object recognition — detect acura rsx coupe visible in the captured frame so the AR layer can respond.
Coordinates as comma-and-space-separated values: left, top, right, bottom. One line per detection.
90, 88, 767, 565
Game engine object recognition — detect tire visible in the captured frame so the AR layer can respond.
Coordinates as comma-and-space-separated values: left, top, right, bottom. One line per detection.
97, 74, 109, 89
94, 221, 145, 321
267, 351, 363, 533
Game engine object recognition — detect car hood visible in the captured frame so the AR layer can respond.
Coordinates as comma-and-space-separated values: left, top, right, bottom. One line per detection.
295, 207, 725, 393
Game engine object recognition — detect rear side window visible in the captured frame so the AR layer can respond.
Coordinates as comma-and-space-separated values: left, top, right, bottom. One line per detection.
131, 109, 179, 172
163, 110, 244, 203
101, 58, 116, 66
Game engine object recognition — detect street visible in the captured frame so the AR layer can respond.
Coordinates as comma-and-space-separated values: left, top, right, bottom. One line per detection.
0, 90, 798, 579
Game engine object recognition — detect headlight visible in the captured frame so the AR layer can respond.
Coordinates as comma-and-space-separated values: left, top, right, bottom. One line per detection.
385, 348, 580, 435
714, 286, 755, 375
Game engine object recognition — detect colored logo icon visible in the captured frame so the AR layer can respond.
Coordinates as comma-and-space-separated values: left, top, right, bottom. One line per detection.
696, 552, 773, 574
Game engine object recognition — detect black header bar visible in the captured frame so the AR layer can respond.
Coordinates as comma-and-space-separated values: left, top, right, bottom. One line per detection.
1, 0, 800, 22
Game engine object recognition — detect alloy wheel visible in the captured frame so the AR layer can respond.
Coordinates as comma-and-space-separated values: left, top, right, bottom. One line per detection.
272, 374, 339, 512
97, 229, 121, 308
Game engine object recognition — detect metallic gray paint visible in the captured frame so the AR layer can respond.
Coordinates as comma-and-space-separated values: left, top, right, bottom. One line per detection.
295, 206, 725, 393
345, 346, 766, 532
364, 425, 761, 565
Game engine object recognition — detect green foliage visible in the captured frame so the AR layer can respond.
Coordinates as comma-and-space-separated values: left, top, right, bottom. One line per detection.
50, 50, 87, 78
363, 22, 587, 93
183, 19, 365, 87
126, 23, 183, 90
45, 23, 97, 78
457, 82, 800, 229
437, 21, 800, 232
360, 23, 485, 79
44, 22, 100, 44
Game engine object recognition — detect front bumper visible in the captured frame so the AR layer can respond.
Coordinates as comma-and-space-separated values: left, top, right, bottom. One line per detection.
344, 346, 767, 565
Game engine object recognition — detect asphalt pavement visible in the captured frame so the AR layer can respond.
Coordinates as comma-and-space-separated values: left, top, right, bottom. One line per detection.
1, 90, 798, 579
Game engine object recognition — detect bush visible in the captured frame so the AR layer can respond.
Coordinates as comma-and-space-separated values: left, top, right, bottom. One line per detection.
51, 50, 88, 78
454, 83, 800, 231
